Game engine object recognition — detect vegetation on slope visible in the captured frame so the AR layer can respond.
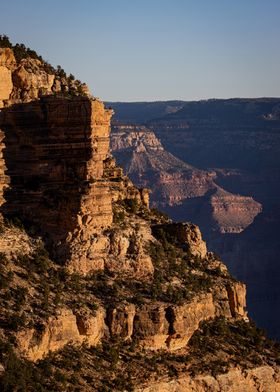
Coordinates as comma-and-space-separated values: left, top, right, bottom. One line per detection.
0, 317, 279, 392
0, 34, 87, 97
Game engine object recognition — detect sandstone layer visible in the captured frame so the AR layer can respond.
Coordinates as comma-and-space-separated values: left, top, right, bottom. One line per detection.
136, 366, 280, 392
0, 96, 113, 272
8, 223, 247, 361
0, 47, 91, 108
16, 308, 106, 361
111, 125, 262, 234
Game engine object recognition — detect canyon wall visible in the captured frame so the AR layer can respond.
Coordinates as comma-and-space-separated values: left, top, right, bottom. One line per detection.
109, 99, 280, 341
110, 125, 262, 235
0, 45, 279, 390
136, 366, 280, 392
0, 47, 150, 276
0, 96, 114, 271
0, 47, 90, 108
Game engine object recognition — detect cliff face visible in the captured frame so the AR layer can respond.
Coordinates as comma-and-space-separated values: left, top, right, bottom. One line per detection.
109, 100, 280, 342
136, 366, 280, 392
0, 45, 279, 391
111, 125, 262, 234
0, 47, 90, 108
0, 47, 152, 275
1, 96, 114, 273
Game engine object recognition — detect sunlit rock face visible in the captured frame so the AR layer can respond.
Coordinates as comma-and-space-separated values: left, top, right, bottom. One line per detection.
136, 366, 280, 392
110, 125, 262, 235
0, 96, 114, 271
0, 47, 91, 108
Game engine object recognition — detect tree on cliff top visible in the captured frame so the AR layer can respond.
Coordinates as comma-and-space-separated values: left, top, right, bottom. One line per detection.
0, 35, 12, 48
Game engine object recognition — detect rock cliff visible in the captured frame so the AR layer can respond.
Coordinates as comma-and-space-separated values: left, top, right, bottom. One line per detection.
1, 96, 114, 273
109, 100, 280, 342
136, 366, 280, 392
0, 41, 279, 391
110, 125, 262, 234
0, 47, 90, 108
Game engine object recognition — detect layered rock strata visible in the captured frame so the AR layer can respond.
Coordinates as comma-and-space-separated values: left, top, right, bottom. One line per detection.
0, 219, 248, 362
136, 366, 280, 392
15, 274, 247, 361
110, 125, 262, 234
0, 96, 114, 271
16, 308, 106, 361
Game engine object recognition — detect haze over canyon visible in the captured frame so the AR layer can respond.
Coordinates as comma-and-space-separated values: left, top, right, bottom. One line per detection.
108, 99, 280, 341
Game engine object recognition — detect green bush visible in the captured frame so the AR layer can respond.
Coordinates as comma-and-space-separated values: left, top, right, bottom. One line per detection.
113, 210, 125, 223
123, 198, 138, 214
0, 35, 12, 48
16, 246, 50, 274
13, 286, 28, 310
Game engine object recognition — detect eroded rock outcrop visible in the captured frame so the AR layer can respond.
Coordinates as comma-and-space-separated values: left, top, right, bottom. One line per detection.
110, 124, 262, 235
107, 303, 136, 341
0, 96, 113, 273
16, 307, 106, 361
152, 222, 207, 258
0, 47, 154, 276
0, 47, 90, 108
133, 294, 216, 351
136, 366, 280, 392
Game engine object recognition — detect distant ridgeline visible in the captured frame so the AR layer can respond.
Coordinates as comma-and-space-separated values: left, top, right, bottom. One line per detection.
108, 98, 280, 343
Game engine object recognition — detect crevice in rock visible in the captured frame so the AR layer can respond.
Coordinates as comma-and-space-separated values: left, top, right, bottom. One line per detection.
75, 314, 87, 336
226, 284, 236, 318
165, 306, 175, 335
105, 306, 114, 336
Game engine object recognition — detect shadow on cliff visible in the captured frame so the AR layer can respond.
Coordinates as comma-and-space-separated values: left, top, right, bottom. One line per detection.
211, 206, 280, 341
157, 190, 280, 341
0, 96, 93, 264
157, 189, 218, 235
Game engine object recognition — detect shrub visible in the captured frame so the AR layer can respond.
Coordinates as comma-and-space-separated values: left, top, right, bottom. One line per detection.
13, 286, 28, 310
6, 313, 26, 331
0, 35, 12, 48
56, 65, 66, 78
123, 198, 138, 214
4, 216, 25, 230
150, 208, 170, 223
113, 210, 125, 223
16, 246, 50, 274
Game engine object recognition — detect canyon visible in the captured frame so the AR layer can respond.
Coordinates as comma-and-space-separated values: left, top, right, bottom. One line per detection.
109, 99, 280, 341
0, 42, 279, 391
110, 125, 262, 235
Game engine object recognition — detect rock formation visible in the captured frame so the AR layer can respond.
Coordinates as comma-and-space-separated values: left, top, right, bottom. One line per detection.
110, 124, 262, 234
0, 42, 279, 391
0, 47, 153, 275
1, 96, 114, 273
0, 47, 90, 108
136, 366, 280, 392
109, 100, 280, 342
16, 307, 106, 361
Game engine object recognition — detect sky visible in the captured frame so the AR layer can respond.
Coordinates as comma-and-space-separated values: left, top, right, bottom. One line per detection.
1, 0, 280, 101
